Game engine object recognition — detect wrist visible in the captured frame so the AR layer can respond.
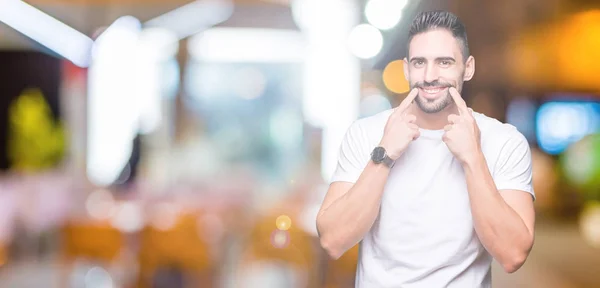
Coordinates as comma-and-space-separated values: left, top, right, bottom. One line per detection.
378, 141, 400, 160
371, 146, 396, 168
461, 149, 485, 171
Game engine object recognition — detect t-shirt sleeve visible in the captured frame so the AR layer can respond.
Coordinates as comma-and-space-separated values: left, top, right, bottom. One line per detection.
329, 121, 371, 184
493, 132, 535, 200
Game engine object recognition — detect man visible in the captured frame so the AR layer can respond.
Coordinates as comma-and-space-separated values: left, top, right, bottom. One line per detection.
316, 10, 535, 287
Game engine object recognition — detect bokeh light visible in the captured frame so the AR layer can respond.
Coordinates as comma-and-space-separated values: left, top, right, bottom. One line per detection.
536, 102, 600, 155
555, 10, 600, 91
561, 134, 600, 197
110, 202, 143, 233
85, 189, 116, 220
579, 201, 600, 248
270, 230, 290, 249
276, 215, 292, 231
84, 266, 114, 288
507, 10, 600, 91
382, 60, 410, 94
365, 0, 407, 30
348, 24, 383, 59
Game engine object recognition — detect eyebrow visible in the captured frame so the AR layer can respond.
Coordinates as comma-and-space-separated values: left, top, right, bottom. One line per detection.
409, 57, 425, 63
409, 56, 456, 63
436, 57, 456, 63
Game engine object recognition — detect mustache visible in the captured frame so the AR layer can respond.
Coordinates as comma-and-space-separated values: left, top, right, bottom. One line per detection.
413, 80, 453, 89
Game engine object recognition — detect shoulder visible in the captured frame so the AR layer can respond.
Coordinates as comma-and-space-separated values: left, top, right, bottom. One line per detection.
473, 112, 529, 154
353, 109, 393, 129
348, 109, 393, 143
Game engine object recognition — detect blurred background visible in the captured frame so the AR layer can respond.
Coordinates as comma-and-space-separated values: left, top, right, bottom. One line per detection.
0, 0, 599, 287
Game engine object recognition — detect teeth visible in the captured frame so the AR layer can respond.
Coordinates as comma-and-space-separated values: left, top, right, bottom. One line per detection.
423, 88, 441, 93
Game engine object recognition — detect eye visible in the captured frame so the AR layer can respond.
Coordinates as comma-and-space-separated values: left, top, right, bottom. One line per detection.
413, 60, 425, 68
439, 60, 451, 68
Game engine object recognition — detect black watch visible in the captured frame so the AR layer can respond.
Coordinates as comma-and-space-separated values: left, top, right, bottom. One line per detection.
371, 146, 395, 168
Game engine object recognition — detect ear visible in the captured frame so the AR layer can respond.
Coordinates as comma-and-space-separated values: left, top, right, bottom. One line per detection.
463, 55, 475, 81
403, 57, 409, 82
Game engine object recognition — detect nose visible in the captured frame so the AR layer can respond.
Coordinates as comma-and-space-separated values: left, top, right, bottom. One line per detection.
424, 63, 439, 83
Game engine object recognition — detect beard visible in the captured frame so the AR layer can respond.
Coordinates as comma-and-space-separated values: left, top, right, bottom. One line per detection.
411, 80, 458, 114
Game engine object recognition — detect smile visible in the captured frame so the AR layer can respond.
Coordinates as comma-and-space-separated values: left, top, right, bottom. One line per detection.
419, 87, 449, 100
421, 87, 446, 94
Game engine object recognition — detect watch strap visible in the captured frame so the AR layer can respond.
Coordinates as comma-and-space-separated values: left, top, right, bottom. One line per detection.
382, 155, 395, 168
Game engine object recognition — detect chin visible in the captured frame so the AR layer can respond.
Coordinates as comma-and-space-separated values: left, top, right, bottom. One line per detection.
415, 95, 452, 114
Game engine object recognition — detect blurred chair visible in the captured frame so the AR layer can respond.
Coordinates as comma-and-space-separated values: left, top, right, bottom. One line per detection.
236, 212, 321, 288
322, 244, 359, 288
60, 220, 125, 287
136, 212, 216, 288
62, 221, 124, 263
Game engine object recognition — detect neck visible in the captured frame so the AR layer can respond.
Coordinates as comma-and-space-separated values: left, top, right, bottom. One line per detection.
410, 103, 460, 130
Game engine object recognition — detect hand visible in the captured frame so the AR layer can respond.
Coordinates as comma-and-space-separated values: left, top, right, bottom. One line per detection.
379, 88, 420, 160
442, 87, 482, 164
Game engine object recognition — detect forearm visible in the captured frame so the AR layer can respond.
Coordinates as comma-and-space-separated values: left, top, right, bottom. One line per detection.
317, 161, 390, 259
462, 153, 534, 273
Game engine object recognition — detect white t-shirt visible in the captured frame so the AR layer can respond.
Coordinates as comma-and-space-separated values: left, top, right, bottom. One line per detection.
330, 109, 535, 288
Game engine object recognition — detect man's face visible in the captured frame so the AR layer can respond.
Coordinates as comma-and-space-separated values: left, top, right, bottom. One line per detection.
403, 29, 474, 114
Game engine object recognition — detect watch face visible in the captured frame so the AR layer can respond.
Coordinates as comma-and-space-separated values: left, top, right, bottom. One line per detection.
372, 147, 386, 162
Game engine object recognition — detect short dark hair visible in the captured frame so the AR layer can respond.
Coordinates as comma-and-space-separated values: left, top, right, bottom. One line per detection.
407, 10, 470, 61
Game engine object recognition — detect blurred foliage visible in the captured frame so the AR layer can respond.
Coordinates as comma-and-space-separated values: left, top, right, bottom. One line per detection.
7, 88, 66, 172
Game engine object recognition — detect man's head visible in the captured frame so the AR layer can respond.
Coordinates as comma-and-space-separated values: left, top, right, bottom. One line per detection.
403, 10, 475, 114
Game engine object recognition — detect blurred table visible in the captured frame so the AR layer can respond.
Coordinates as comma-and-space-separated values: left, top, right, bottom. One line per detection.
1, 218, 599, 288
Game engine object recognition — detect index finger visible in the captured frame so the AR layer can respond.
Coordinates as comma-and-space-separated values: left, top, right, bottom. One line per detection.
449, 87, 468, 115
396, 88, 419, 114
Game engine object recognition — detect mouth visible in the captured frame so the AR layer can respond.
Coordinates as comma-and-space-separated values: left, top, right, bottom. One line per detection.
418, 86, 448, 100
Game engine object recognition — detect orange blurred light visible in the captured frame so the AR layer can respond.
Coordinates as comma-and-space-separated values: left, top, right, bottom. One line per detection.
276, 215, 292, 231
382, 60, 410, 94
555, 10, 600, 91
508, 9, 600, 92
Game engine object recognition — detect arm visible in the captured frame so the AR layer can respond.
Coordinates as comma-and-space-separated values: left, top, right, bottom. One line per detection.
317, 88, 419, 260
316, 161, 391, 259
444, 88, 535, 273
462, 135, 535, 274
